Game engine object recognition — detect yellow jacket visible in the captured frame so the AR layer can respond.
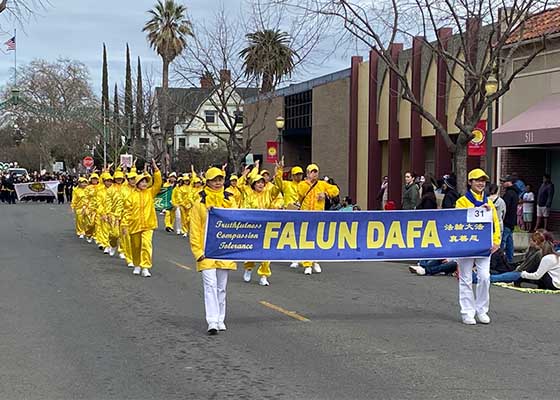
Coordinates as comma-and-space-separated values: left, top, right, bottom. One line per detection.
96, 185, 110, 216
106, 184, 124, 220
175, 185, 193, 209
122, 171, 163, 235
119, 184, 135, 224
225, 185, 243, 208
242, 185, 282, 210
274, 168, 301, 206
71, 187, 88, 211
456, 189, 501, 246
84, 184, 100, 215
189, 186, 237, 272
298, 180, 340, 211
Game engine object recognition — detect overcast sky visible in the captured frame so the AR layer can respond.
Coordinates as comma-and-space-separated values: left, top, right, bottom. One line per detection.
0, 0, 351, 95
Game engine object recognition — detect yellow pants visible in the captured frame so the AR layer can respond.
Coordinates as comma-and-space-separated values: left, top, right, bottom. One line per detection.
244, 261, 271, 277
97, 218, 111, 248
130, 230, 154, 268
180, 207, 190, 234
120, 227, 132, 264
75, 213, 86, 236
164, 209, 175, 230
85, 213, 96, 238
108, 221, 119, 248
302, 262, 314, 268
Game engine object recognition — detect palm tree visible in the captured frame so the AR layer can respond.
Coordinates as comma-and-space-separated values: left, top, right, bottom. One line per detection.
143, 0, 192, 168
240, 29, 297, 93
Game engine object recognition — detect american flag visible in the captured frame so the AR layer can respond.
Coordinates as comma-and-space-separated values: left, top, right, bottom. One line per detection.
4, 36, 15, 51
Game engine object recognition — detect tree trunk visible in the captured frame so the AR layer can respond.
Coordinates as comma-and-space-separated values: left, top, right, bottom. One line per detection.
454, 134, 469, 195
161, 57, 171, 173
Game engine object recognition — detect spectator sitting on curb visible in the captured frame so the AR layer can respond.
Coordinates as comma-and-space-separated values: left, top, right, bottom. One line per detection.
409, 259, 458, 276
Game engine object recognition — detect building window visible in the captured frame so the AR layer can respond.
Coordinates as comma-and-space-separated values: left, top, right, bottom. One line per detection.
234, 110, 244, 125
205, 110, 216, 124
285, 90, 312, 134
199, 137, 211, 145
178, 138, 186, 148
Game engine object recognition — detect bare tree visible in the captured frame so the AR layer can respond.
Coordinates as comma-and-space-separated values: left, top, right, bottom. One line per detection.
273, 0, 558, 192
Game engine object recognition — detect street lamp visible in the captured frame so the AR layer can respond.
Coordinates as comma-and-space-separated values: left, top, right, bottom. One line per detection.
485, 75, 498, 180
275, 116, 285, 160
166, 136, 174, 172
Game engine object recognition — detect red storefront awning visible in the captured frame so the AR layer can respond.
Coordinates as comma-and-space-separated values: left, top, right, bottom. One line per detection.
493, 94, 560, 147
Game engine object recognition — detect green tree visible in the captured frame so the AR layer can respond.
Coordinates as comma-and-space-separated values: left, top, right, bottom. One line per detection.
102, 43, 109, 120
143, 0, 193, 171
240, 29, 297, 93
124, 43, 133, 144
135, 56, 144, 150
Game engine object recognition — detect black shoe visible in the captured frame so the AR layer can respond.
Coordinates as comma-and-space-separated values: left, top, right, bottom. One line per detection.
165, 227, 173, 233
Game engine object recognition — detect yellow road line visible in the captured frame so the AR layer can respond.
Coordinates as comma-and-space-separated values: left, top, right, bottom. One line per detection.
168, 260, 192, 270
259, 301, 309, 322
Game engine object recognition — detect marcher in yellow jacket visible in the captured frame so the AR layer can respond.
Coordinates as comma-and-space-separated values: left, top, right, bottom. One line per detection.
189, 167, 237, 335
164, 172, 177, 232
455, 168, 501, 325
96, 172, 114, 254
105, 172, 124, 257
84, 172, 100, 243
261, 168, 284, 208
119, 168, 138, 268
241, 173, 282, 286
71, 177, 89, 238
176, 174, 193, 237
171, 176, 185, 235
298, 163, 340, 275
225, 174, 243, 208
122, 160, 162, 277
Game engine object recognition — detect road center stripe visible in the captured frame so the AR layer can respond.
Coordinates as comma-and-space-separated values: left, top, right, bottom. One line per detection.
168, 260, 192, 270
259, 301, 309, 322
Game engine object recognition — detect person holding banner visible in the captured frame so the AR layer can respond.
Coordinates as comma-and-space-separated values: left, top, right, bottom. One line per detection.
163, 172, 178, 233
455, 168, 501, 325
189, 167, 237, 335
241, 173, 283, 286
297, 163, 340, 275
122, 159, 162, 277
70, 177, 89, 238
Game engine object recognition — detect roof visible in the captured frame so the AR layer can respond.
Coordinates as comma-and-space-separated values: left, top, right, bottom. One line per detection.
493, 94, 560, 146
507, 7, 560, 44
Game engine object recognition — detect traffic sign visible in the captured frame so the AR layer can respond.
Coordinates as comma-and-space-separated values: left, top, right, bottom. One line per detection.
82, 156, 94, 168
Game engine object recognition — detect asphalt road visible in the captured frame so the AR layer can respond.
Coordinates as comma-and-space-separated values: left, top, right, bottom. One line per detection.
1, 202, 560, 400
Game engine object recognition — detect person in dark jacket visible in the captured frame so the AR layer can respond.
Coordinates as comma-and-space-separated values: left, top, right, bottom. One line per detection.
441, 175, 460, 209
402, 171, 419, 210
500, 175, 519, 262
535, 174, 555, 231
417, 182, 437, 210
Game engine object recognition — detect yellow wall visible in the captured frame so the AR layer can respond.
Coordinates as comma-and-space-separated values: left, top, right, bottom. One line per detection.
378, 72, 389, 141
398, 65, 412, 139
421, 58, 437, 137
356, 61, 370, 209
447, 56, 463, 134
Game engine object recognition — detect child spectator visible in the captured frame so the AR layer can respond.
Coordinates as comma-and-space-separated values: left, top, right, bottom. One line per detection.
522, 184, 535, 231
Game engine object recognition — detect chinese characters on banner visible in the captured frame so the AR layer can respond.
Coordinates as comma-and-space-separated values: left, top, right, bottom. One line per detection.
468, 120, 487, 156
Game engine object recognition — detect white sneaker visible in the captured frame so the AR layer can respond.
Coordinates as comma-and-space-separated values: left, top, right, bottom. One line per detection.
207, 323, 218, 335
133, 267, 141, 275
259, 276, 270, 286
78, 234, 84, 239
408, 265, 426, 275
176, 230, 182, 235
476, 313, 491, 324
304, 267, 312, 275
141, 268, 151, 278
86, 237, 92, 243
217, 322, 227, 331
109, 247, 116, 257
243, 269, 252, 282
127, 262, 134, 268
462, 317, 477, 325
312, 263, 322, 273
183, 233, 188, 238
119, 253, 126, 259
103, 247, 110, 254
290, 262, 299, 269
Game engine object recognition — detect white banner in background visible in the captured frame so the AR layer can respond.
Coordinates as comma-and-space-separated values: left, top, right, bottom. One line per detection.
14, 181, 58, 200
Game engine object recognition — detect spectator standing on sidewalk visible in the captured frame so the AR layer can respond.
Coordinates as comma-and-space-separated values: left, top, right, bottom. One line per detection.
500, 175, 519, 263
521, 184, 535, 232
402, 172, 419, 210
535, 174, 555, 231
488, 183, 506, 235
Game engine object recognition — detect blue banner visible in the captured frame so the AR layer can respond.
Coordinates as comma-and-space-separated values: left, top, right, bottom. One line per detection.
204, 208, 494, 261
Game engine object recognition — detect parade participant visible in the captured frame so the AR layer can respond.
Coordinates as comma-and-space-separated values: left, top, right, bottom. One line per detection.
122, 159, 162, 277
119, 168, 138, 268
97, 171, 114, 255
111, 169, 126, 259
164, 172, 178, 233
261, 168, 284, 208
225, 174, 243, 207
84, 172, 100, 244
189, 167, 237, 335
70, 177, 89, 238
241, 172, 282, 286
298, 163, 340, 275
455, 168, 501, 325
171, 175, 185, 235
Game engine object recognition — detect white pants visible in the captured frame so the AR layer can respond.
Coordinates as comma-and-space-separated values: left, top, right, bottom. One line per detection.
457, 256, 491, 319
202, 269, 229, 325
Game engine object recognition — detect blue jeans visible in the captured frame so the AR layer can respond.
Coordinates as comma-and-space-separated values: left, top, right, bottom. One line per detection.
419, 259, 457, 275
501, 227, 514, 263
473, 271, 521, 284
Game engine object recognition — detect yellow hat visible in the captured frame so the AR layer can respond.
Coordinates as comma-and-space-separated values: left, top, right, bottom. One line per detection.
177, 175, 185, 182
101, 172, 113, 182
136, 173, 153, 187
250, 174, 265, 185
183, 173, 191, 180
291, 166, 304, 175
468, 168, 489, 181
78, 177, 88, 183
230, 174, 239, 181
205, 167, 224, 181
306, 163, 319, 172
126, 170, 138, 180
260, 169, 270, 176
168, 172, 177, 178
114, 170, 125, 180
89, 173, 100, 182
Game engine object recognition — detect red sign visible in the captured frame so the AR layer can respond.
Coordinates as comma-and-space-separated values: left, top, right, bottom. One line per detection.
468, 120, 487, 156
82, 156, 94, 168
266, 141, 279, 163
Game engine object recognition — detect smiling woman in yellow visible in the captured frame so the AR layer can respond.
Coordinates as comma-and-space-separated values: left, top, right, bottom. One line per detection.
122, 160, 162, 278
189, 167, 237, 335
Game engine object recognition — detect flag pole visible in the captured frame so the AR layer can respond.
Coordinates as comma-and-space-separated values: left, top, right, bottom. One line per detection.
13, 28, 16, 86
